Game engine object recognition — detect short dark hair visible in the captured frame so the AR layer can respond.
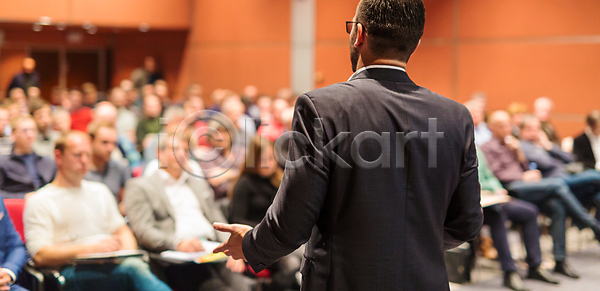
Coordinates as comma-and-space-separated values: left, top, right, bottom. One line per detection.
357, 0, 425, 61
87, 120, 115, 140
29, 98, 50, 115
586, 110, 600, 128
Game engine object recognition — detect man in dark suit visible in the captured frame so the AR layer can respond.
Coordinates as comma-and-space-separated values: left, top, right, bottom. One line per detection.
573, 110, 600, 171
213, 1, 483, 290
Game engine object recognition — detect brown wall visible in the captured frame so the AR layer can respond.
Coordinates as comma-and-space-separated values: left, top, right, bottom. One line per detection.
181, 0, 291, 101
3, 0, 600, 138
0, 0, 190, 29
0, 24, 187, 99
315, 0, 600, 138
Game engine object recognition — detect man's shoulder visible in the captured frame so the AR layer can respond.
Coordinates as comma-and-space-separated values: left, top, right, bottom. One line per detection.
303, 79, 463, 110
125, 174, 155, 191
573, 133, 588, 143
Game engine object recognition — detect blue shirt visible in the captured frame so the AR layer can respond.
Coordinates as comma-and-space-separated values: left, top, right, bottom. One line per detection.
18, 153, 41, 189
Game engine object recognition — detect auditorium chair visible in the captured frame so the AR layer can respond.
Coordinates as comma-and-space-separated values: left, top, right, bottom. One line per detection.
5, 198, 66, 291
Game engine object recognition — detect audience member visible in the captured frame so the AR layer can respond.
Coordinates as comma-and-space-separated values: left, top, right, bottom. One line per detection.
82, 82, 99, 108
465, 99, 492, 146
85, 121, 132, 205
131, 56, 163, 91
221, 94, 256, 147
185, 83, 203, 99
124, 134, 250, 291
0, 116, 56, 199
230, 136, 301, 291
520, 115, 600, 221
7, 57, 39, 97
208, 89, 227, 112
573, 110, 600, 171
477, 149, 558, 290
153, 80, 173, 110
110, 88, 138, 143
69, 89, 93, 132
8, 88, 29, 117
481, 111, 600, 278
0, 197, 28, 291
93, 102, 143, 169
534, 97, 560, 144
52, 108, 72, 134
507, 102, 528, 138
241, 85, 261, 121
197, 116, 245, 201
136, 95, 162, 150
30, 99, 60, 159
0, 107, 12, 155
23, 131, 171, 291
27, 86, 41, 101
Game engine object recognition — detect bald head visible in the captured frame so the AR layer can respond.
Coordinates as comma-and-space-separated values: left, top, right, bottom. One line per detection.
534, 97, 553, 122
94, 101, 118, 125
488, 110, 512, 140
23, 57, 36, 73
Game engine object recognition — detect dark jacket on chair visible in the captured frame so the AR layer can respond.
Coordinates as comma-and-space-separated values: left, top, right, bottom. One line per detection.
573, 133, 596, 170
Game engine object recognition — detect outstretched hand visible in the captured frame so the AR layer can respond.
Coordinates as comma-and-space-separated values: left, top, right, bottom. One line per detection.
212, 223, 253, 261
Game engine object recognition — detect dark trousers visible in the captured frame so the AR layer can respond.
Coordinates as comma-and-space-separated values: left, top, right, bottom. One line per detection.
484, 199, 542, 272
561, 169, 600, 221
507, 177, 600, 261
154, 261, 251, 291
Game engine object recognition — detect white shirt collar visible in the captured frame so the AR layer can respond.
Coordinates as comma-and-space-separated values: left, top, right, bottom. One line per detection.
347, 65, 407, 82
158, 169, 189, 186
585, 127, 599, 142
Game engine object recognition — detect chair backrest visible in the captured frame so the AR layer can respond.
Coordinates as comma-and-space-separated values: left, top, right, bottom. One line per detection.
4, 199, 26, 242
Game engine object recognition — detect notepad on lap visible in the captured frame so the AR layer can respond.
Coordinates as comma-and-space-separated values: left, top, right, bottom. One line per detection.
160, 240, 227, 264
74, 250, 147, 264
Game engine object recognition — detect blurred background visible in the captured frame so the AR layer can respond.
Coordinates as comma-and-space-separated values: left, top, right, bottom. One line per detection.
1, 0, 599, 138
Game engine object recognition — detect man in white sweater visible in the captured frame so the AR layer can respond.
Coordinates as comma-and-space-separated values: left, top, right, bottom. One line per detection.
24, 131, 171, 291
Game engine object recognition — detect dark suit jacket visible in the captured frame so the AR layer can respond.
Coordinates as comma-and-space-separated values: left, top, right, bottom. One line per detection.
0, 197, 27, 281
573, 133, 596, 170
242, 68, 483, 290
0, 152, 56, 199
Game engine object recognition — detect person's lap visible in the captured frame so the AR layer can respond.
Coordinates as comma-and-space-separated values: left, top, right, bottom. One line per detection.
60, 258, 169, 291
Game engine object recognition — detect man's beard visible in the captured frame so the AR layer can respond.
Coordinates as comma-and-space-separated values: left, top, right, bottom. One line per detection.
350, 31, 359, 73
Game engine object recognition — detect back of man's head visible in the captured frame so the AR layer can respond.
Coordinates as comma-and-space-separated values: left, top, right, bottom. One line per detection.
357, 0, 425, 61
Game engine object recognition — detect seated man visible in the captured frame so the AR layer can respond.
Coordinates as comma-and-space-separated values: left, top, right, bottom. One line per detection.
124, 134, 251, 291
481, 110, 600, 279
23, 131, 171, 291
1, 197, 28, 291
478, 148, 558, 290
85, 121, 132, 206
0, 107, 12, 156
520, 114, 600, 221
573, 110, 600, 171
0, 116, 56, 199
31, 99, 60, 159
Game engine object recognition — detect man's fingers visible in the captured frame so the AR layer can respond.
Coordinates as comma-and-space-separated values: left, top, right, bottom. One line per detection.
213, 222, 235, 233
213, 241, 229, 254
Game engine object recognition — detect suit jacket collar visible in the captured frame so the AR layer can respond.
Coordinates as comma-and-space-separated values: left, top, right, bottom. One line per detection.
347, 65, 414, 84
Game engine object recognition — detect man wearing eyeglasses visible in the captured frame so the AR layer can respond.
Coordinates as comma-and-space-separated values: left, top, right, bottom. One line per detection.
0, 116, 56, 199
213, 1, 482, 290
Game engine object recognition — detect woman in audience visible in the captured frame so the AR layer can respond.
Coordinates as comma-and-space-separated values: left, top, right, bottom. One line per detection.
230, 136, 300, 291
197, 115, 245, 201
